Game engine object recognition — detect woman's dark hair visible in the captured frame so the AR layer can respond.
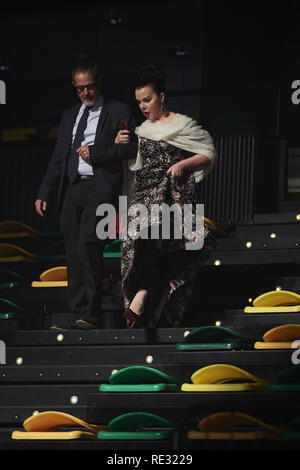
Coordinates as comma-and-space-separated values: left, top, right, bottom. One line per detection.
72, 54, 101, 82
135, 65, 166, 95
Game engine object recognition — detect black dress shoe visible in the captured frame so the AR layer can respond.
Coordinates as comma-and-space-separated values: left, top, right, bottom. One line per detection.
74, 318, 100, 330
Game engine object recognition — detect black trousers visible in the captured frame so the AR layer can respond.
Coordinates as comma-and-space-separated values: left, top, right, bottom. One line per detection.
59, 179, 107, 322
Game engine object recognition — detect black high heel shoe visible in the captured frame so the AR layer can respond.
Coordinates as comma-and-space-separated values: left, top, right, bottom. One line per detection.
123, 307, 146, 328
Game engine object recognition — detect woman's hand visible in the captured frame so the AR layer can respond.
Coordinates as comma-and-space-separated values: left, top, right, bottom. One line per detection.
167, 154, 211, 179
115, 130, 131, 144
166, 161, 185, 179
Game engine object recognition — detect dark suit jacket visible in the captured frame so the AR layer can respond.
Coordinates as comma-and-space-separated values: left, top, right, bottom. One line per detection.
36, 98, 138, 212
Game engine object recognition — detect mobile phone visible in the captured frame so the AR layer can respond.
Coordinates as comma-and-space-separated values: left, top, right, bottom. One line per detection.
120, 119, 129, 130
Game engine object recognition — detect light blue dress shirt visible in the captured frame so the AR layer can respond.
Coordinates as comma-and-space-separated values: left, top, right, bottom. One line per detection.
71, 94, 104, 176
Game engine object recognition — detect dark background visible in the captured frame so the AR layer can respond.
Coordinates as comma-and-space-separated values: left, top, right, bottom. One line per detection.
0, 0, 299, 226
1, 0, 300, 135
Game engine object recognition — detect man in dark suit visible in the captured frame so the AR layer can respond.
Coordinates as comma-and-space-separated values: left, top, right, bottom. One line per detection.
35, 60, 137, 329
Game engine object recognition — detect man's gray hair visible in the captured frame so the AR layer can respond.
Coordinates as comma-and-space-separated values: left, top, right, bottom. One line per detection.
72, 55, 101, 82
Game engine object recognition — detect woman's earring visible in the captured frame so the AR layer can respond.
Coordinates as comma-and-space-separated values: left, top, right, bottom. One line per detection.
160, 101, 168, 116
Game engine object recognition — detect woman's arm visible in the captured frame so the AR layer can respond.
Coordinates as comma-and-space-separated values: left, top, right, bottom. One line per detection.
167, 153, 211, 179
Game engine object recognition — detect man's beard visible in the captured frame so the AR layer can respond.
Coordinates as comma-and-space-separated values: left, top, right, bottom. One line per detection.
81, 95, 96, 106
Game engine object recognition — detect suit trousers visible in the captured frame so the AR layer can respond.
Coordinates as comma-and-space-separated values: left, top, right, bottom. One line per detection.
59, 178, 107, 323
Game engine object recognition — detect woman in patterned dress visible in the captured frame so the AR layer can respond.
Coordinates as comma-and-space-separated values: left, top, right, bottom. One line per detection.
115, 65, 217, 328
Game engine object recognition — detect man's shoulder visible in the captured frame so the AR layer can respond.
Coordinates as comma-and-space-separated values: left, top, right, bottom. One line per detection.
103, 98, 130, 112
59, 98, 131, 121
61, 102, 82, 118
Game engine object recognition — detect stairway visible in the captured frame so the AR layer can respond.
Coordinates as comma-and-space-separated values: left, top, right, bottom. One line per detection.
0, 214, 299, 450
0, 319, 299, 450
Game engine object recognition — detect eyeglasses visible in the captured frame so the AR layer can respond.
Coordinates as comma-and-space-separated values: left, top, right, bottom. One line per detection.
74, 83, 98, 93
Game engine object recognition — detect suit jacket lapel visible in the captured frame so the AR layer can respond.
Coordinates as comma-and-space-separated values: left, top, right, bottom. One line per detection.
59, 103, 81, 171
94, 99, 109, 142
67, 103, 82, 136
64, 103, 82, 152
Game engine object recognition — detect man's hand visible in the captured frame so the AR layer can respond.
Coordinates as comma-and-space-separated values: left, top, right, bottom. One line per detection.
166, 161, 185, 179
35, 199, 47, 217
77, 145, 90, 162
115, 130, 131, 144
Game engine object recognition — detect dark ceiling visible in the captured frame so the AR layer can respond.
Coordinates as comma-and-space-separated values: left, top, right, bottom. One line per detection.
1, 0, 300, 138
